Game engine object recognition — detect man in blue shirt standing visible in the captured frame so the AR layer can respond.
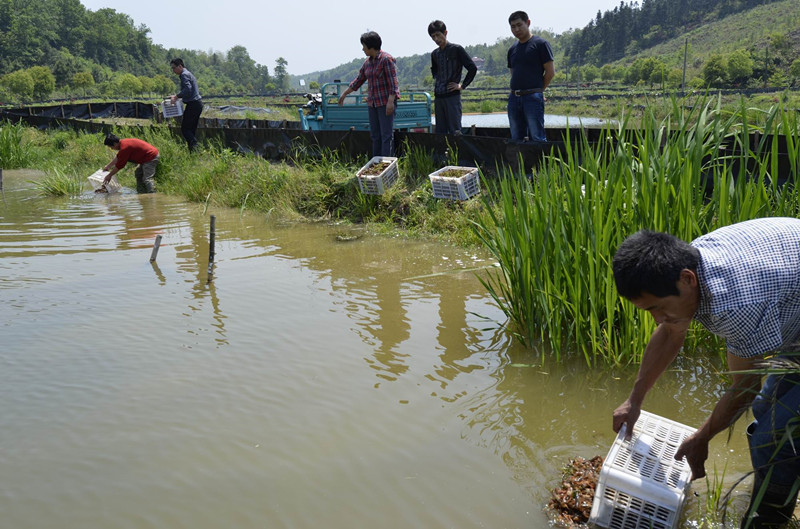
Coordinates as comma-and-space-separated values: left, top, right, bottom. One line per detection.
612, 217, 800, 528
507, 10, 554, 142
170, 58, 203, 152
428, 20, 477, 135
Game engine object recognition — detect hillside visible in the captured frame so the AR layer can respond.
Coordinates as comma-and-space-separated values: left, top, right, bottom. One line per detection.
619, 0, 800, 73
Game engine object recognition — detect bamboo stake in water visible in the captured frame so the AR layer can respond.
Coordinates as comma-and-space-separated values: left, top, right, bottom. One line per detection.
149, 234, 162, 262
0, 168, 5, 205
207, 215, 216, 278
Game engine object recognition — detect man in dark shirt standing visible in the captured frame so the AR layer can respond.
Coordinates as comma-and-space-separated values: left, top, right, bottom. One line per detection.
428, 20, 477, 135
169, 58, 203, 152
507, 10, 554, 142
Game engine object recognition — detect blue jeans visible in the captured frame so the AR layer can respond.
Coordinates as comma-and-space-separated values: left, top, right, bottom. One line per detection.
507, 92, 545, 142
748, 371, 800, 492
368, 105, 395, 157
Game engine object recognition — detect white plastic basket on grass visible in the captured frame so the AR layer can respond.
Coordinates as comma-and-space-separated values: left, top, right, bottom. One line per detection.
429, 166, 480, 201
87, 170, 121, 193
356, 156, 398, 195
589, 410, 696, 529
161, 99, 184, 118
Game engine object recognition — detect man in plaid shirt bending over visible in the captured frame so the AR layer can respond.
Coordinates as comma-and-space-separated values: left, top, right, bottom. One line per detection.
612, 217, 800, 528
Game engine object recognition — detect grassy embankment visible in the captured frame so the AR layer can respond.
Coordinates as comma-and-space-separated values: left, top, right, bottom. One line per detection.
3, 120, 484, 247
4, 93, 800, 366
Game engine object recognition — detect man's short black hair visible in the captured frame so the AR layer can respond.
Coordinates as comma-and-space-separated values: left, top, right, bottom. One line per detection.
428, 20, 446, 36
104, 133, 120, 147
170, 58, 184, 68
360, 31, 382, 51
509, 11, 529, 24
612, 230, 701, 299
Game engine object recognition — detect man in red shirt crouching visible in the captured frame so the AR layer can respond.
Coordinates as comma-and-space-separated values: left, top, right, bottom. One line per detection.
100, 134, 160, 193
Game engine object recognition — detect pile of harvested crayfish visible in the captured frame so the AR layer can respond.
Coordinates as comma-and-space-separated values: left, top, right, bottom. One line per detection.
547, 455, 603, 526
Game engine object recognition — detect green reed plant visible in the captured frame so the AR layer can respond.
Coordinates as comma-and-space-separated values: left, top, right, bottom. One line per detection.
398, 139, 436, 186
698, 463, 731, 527
32, 168, 84, 196
474, 95, 800, 365
0, 121, 35, 169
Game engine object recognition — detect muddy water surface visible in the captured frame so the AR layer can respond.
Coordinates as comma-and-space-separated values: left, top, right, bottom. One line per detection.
1, 170, 750, 528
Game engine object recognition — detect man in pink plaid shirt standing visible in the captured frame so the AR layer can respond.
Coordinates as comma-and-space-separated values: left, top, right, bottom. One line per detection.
339, 31, 400, 157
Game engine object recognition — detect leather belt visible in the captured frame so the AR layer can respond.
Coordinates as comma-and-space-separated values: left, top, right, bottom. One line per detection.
511, 88, 543, 96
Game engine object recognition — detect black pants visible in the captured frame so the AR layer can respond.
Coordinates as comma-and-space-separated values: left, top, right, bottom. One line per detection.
181, 100, 203, 151
434, 94, 463, 135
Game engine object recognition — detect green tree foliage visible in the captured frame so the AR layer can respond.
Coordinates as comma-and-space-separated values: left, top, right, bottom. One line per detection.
27, 65, 55, 99
274, 57, 289, 91
151, 74, 173, 96
2, 69, 34, 100
582, 64, 600, 82
562, 0, 785, 67
703, 54, 728, 87
726, 49, 754, 85
789, 58, 800, 80
71, 71, 94, 95
111, 72, 142, 96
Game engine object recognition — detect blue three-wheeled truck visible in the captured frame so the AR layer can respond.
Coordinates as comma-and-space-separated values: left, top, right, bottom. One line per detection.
298, 82, 432, 132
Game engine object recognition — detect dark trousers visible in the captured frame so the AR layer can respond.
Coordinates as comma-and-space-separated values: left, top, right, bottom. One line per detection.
367, 105, 395, 157
181, 100, 203, 151
434, 94, 463, 135
741, 371, 800, 528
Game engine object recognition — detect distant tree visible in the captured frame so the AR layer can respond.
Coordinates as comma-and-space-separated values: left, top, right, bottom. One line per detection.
726, 49, 754, 85
308, 81, 320, 90
27, 66, 56, 100
702, 55, 727, 87
2, 70, 35, 101
256, 64, 270, 93
112, 73, 142, 96
768, 70, 790, 88
225, 45, 258, 88
600, 64, 614, 81
151, 74, 174, 96
648, 63, 666, 88
137, 76, 154, 95
582, 64, 600, 83
274, 57, 289, 91
790, 58, 800, 81
47, 47, 84, 87
768, 32, 793, 64
71, 71, 94, 96
667, 68, 683, 88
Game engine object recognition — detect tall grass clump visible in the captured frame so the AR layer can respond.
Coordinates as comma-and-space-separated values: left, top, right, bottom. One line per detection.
0, 121, 35, 168
474, 95, 800, 365
32, 168, 84, 196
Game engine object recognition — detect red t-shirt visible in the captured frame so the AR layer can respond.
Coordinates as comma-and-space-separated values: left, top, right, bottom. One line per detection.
115, 138, 159, 169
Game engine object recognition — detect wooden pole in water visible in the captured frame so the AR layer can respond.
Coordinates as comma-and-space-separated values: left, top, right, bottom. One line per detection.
149, 234, 162, 262
207, 215, 216, 278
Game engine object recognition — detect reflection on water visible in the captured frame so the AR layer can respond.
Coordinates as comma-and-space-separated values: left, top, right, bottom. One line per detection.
0, 170, 751, 528
437, 112, 612, 129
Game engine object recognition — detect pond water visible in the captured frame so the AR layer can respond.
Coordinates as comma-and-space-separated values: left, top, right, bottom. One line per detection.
1, 170, 751, 528
434, 112, 612, 129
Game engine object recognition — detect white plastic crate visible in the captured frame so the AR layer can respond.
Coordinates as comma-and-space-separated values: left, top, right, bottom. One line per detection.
356, 156, 398, 195
429, 166, 480, 201
589, 410, 696, 529
87, 170, 121, 193
161, 99, 184, 118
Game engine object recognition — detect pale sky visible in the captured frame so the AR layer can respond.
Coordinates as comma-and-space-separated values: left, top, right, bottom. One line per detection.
78, 0, 623, 75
